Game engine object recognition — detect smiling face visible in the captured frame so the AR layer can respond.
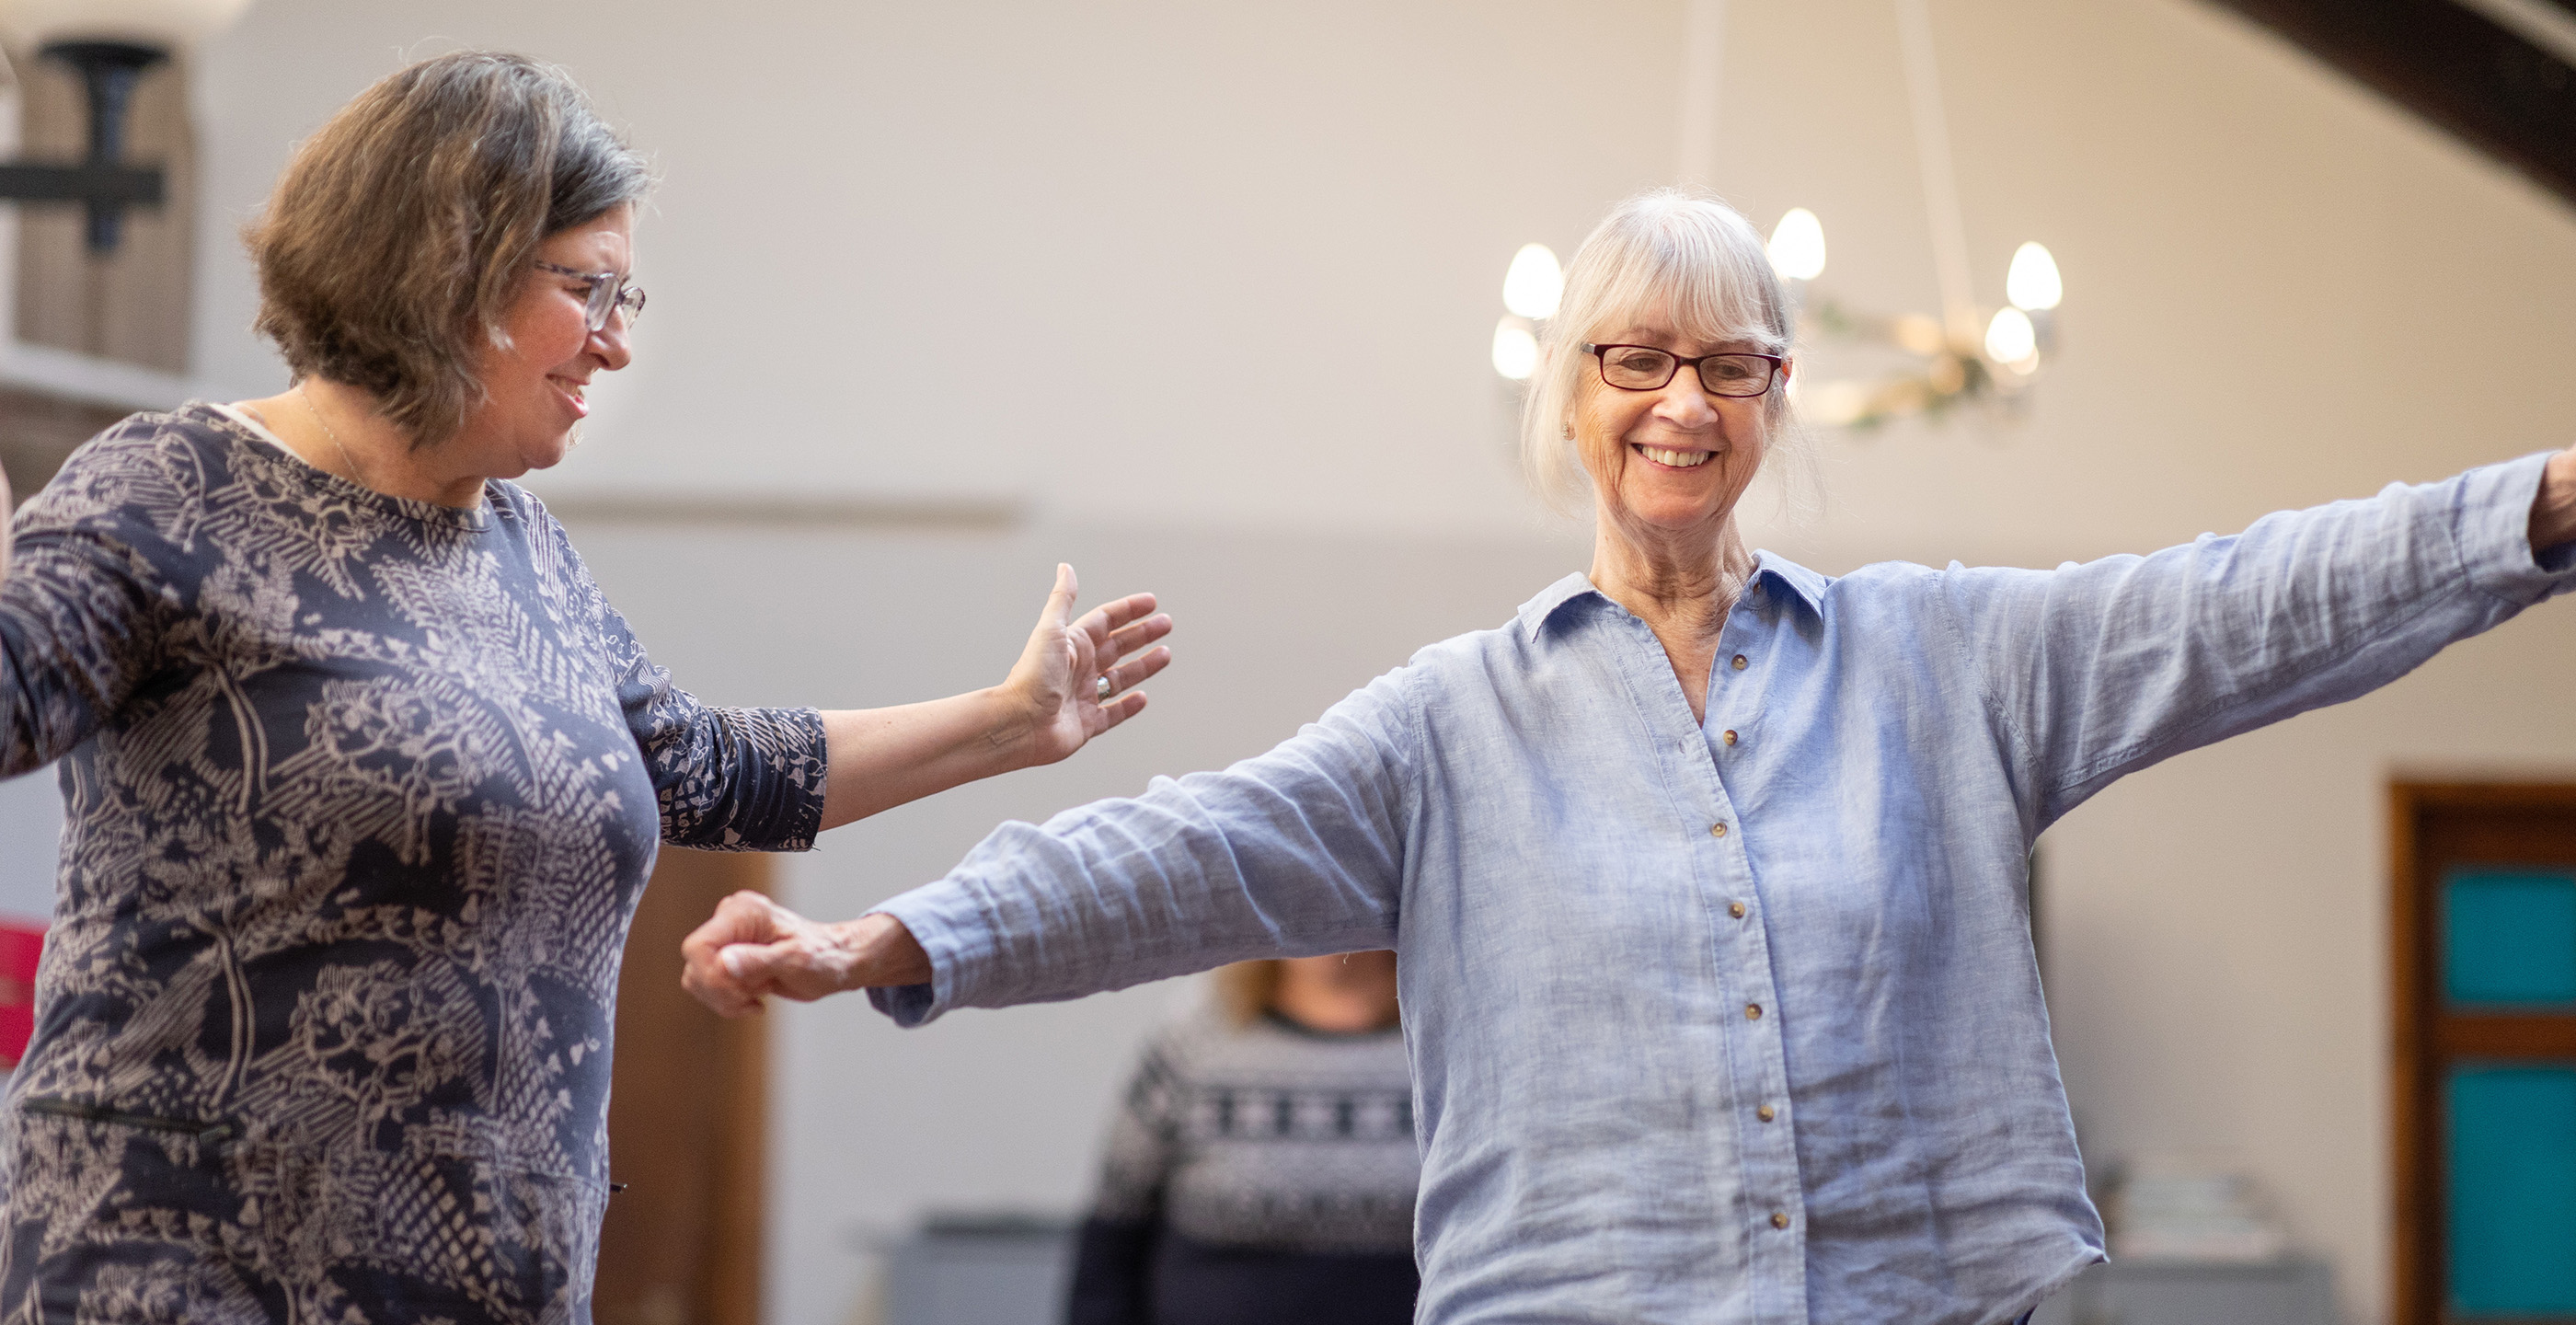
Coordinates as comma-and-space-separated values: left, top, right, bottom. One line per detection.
454, 205, 636, 478
1570, 311, 1786, 547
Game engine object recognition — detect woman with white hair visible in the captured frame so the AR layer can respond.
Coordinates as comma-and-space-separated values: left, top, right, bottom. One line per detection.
682, 190, 2576, 1325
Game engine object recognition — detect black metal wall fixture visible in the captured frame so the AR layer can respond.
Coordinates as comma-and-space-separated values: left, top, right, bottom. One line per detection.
2202, 0, 2576, 207
0, 40, 167, 254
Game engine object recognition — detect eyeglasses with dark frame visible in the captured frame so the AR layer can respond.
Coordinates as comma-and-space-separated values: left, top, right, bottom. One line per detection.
1583, 343, 1783, 398
535, 260, 647, 332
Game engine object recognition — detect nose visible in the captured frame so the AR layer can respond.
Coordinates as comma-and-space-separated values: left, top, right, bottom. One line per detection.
589, 315, 634, 372
1650, 373, 1719, 427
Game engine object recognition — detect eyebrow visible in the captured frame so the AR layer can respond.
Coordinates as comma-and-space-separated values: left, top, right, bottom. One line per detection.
542, 260, 629, 279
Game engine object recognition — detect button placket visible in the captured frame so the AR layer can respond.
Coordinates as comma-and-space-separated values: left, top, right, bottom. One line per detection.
1692, 594, 1808, 1279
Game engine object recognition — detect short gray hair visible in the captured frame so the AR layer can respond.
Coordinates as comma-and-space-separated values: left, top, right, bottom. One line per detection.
249, 52, 653, 447
1519, 189, 1797, 507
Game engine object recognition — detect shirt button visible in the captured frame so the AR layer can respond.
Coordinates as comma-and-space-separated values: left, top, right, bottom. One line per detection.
1728, 901, 1746, 919
1731, 654, 1749, 671
1722, 729, 1738, 745
1709, 823, 1729, 838
1757, 1104, 1776, 1122
1745, 1003, 1764, 1020
1770, 1212, 1790, 1229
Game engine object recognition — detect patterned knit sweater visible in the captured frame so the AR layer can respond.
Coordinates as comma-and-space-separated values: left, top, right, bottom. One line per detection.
0, 405, 827, 1324
1069, 1008, 1419, 1325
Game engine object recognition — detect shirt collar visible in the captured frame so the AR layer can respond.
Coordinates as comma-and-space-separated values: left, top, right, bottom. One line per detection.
1751, 551, 1831, 617
1515, 573, 1601, 641
1515, 552, 1831, 643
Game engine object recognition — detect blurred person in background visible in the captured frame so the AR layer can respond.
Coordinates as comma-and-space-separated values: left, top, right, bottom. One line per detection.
0, 52, 1168, 1322
684, 189, 2576, 1325
1068, 951, 1416, 1325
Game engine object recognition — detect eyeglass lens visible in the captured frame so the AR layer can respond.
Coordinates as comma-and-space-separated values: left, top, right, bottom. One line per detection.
586, 279, 645, 331
1597, 347, 1774, 398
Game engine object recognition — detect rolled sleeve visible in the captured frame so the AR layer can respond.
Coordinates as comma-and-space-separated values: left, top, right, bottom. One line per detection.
2458, 451, 2576, 602
866, 878, 997, 1027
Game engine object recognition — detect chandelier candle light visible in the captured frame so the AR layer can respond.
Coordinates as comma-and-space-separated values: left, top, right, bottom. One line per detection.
1492, 0, 2064, 434
1490, 241, 1559, 382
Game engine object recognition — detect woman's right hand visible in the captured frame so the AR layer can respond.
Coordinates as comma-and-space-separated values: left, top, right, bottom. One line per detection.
999, 563, 1172, 768
679, 891, 931, 1018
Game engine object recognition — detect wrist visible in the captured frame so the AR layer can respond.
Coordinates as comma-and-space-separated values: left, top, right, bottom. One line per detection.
979, 681, 1048, 770
839, 913, 931, 990
2540, 449, 2576, 552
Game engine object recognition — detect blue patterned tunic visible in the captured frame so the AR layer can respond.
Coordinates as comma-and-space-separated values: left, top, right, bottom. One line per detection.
0, 404, 827, 1324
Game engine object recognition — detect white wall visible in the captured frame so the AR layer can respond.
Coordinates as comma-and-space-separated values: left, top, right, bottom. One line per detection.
0, 772, 60, 925
6, 0, 2560, 1321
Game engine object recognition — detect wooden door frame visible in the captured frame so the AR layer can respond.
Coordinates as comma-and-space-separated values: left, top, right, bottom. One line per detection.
597, 847, 772, 1325
2388, 779, 2576, 1325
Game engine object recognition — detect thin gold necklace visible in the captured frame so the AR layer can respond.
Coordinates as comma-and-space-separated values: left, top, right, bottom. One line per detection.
295, 384, 369, 489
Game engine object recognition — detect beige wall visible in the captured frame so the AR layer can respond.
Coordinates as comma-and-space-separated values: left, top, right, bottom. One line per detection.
0, 0, 2553, 1320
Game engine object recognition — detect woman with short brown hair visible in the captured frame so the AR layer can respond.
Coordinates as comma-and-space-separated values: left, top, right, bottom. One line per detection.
0, 51, 1169, 1321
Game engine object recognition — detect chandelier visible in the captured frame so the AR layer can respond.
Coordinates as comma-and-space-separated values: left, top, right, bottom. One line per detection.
1491, 0, 2064, 433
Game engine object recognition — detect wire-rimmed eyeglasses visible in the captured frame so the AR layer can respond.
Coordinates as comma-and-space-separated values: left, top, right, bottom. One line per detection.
536, 260, 647, 331
1583, 343, 1782, 398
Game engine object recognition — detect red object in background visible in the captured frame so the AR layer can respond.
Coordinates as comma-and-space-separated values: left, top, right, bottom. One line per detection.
0, 919, 43, 1067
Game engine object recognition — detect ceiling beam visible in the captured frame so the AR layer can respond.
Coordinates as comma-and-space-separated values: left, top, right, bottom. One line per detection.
2202, 0, 2576, 206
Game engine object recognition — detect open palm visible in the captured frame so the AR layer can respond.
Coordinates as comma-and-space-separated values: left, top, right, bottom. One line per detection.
1006, 563, 1172, 766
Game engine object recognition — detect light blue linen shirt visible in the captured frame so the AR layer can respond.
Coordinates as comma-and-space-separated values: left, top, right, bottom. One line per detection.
871, 455, 2576, 1325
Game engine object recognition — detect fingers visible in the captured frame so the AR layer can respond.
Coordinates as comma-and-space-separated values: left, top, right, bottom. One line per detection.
1095, 690, 1149, 732
1098, 611, 1173, 663
1075, 592, 1162, 645
681, 891, 780, 964
1100, 644, 1172, 696
718, 940, 811, 999
679, 891, 802, 1019
1039, 563, 1079, 632
682, 950, 763, 1019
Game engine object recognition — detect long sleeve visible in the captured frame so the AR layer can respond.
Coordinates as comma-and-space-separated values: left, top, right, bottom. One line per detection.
528, 506, 829, 852
610, 626, 828, 851
1065, 1037, 1188, 1325
1942, 452, 2576, 829
0, 435, 182, 779
868, 667, 1418, 1027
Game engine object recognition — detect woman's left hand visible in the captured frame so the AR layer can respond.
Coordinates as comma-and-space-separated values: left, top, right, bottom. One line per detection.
2536, 444, 2576, 554
1003, 563, 1173, 766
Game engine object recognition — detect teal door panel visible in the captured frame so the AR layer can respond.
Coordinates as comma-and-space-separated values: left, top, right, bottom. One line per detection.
2447, 1065, 2576, 1315
2444, 870, 2576, 1007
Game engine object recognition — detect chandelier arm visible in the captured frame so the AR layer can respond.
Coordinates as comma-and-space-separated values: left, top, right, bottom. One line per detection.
1893, 0, 1980, 343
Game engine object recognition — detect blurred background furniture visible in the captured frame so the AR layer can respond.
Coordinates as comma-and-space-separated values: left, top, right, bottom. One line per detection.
882, 1216, 1075, 1325
2030, 1258, 2334, 1325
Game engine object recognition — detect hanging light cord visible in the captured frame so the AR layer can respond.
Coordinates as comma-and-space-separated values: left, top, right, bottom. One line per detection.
1894, 0, 1979, 343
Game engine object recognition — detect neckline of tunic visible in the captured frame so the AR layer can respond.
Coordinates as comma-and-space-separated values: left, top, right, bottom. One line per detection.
191, 400, 494, 533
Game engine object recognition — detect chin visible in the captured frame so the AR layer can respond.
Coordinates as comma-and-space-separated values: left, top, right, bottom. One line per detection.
1617, 488, 1728, 529
516, 432, 579, 474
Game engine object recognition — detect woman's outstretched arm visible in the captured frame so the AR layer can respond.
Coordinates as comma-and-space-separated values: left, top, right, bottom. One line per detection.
681, 666, 1420, 1020
1949, 444, 2576, 831
814, 563, 1171, 830
605, 549, 1170, 851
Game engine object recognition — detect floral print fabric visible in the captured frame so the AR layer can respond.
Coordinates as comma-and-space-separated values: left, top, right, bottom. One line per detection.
0, 406, 825, 1323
